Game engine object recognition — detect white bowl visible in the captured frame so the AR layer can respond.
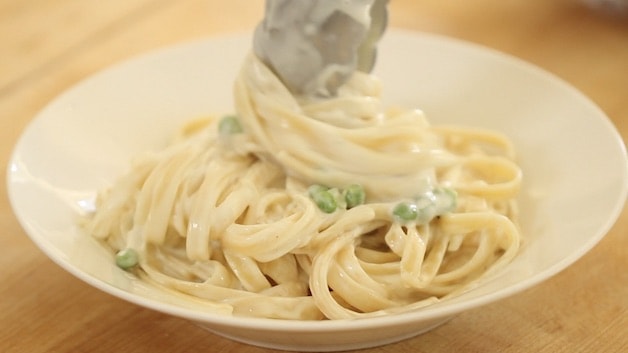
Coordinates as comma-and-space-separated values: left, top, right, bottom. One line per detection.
7, 30, 627, 352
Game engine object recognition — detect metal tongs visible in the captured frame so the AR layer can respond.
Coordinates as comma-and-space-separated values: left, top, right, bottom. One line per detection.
253, 0, 388, 97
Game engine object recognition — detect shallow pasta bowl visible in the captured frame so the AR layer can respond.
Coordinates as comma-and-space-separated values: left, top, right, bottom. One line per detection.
7, 30, 627, 351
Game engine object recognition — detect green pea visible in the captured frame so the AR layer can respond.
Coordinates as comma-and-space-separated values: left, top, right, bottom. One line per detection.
393, 202, 418, 222
313, 190, 337, 213
218, 115, 243, 135
344, 184, 366, 209
308, 184, 337, 213
115, 248, 139, 270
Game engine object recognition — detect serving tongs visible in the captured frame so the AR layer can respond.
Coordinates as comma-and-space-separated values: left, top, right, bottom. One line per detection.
253, 0, 389, 97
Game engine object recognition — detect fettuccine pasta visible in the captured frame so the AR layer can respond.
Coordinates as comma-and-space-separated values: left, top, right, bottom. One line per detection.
85, 53, 522, 320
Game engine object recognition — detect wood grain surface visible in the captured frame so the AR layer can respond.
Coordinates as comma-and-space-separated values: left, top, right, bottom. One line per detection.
1, 1, 626, 352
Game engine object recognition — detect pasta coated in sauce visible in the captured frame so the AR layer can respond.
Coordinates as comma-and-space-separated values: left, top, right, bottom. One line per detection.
85, 54, 522, 320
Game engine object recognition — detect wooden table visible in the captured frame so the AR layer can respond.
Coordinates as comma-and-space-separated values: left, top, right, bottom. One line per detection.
1, 1, 627, 352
